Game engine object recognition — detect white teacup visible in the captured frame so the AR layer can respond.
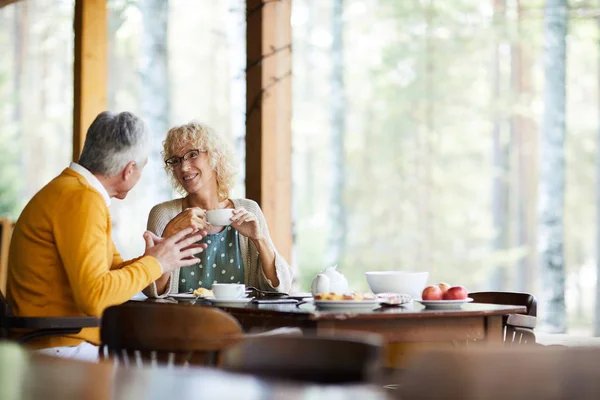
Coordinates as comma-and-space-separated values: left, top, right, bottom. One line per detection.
206, 209, 234, 226
212, 283, 246, 299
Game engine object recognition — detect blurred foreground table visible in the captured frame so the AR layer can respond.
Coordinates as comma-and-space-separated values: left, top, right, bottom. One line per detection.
0, 342, 388, 400
398, 345, 600, 400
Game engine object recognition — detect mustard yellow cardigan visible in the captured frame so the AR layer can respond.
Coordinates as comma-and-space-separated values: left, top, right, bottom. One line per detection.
7, 168, 162, 349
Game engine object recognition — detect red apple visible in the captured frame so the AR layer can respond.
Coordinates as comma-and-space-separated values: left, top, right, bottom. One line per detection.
437, 282, 451, 295
422, 285, 443, 301
443, 285, 468, 300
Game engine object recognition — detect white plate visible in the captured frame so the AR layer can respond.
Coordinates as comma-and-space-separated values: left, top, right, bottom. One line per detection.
206, 296, 254, 306
313, 299, 380, 310
416, 298, 474, 310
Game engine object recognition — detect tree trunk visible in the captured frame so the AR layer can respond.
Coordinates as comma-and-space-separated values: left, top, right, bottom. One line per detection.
417, 0, 435, 274
140, 0, 171, 201
538, 0, 568, 333
512, 0, 535, 292
594, 4, 600, 337
326, 0, 347, 266
226, 0, 246, 193
491, 0, 509, 291
303, 0, 315, 213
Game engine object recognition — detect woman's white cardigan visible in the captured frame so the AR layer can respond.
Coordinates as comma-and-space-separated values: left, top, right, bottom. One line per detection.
143, 198, 293, 298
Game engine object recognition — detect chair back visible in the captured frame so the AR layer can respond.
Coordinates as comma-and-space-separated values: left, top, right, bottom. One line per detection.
100, 302, 243, 366
222, 334, 383, 383
0, 217, 15, 295
469, 291, 537, 345
469, 291, 537, 316
0, 289, 10, 339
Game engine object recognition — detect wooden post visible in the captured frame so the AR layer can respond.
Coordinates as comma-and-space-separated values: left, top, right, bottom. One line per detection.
73, 0, 107, 161
0, 0, 20, 8
246, 0, 293, 261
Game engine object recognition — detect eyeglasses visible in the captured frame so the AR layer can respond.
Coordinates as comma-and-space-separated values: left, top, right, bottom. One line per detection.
165, 149, 207, 168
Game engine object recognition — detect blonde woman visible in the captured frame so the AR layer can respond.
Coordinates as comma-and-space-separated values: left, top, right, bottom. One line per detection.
143, 121, 292, 297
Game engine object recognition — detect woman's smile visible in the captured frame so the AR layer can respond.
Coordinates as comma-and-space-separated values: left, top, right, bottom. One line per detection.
182, 173, 199, 182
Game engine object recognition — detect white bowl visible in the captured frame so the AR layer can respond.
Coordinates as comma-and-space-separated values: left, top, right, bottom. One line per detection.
365, 271, 429, 299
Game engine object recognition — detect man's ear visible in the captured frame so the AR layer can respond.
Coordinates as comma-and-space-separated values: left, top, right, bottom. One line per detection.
122, 161, 137, 180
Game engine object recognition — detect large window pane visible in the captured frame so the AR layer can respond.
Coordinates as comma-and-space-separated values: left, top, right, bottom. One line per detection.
0, 0, 74, 218
292, 0, 596, 335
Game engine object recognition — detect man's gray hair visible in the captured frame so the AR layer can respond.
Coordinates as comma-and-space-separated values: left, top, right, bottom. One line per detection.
78, 111, 150, 177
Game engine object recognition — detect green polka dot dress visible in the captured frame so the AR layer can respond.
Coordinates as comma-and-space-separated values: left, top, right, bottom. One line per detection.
178, 226, 245, 292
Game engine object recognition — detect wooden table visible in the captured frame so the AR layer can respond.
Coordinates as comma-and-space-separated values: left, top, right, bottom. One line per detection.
146, 298, 526, 367
149, 298, 525, 343
0, 342, 388, 399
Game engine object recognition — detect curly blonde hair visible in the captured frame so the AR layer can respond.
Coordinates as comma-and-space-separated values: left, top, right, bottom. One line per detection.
162, 121, 239, 201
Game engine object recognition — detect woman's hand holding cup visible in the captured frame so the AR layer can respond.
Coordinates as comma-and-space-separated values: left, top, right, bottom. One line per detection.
163, 207, 208, 238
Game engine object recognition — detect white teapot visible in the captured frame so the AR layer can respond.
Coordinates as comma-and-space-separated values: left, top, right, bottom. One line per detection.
311, 265, 349, 295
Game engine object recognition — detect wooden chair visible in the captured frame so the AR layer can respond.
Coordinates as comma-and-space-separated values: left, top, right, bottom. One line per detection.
222, 334, 384, 383
469, 291, 537, 345
0, 289, 99, 344
100, 302, 243, 366
0, 217, 15, 295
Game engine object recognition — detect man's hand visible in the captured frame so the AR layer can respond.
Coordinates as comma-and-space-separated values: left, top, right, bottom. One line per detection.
143, 228, 207, 274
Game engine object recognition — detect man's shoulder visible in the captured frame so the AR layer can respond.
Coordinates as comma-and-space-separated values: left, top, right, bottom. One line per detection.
30, 169, 102, 206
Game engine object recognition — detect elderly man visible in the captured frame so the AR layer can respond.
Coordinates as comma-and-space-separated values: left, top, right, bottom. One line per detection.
6, 111, 207, 361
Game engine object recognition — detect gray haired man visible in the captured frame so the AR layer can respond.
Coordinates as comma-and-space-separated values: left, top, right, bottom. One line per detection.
6, 111, 207, 361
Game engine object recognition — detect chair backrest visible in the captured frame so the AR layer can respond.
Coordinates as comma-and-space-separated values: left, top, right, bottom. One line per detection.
100, 302, 243, 367
222, 334, 383, 383
469, 291, 537, 345
0, 289, 10, 339
0, 218, 15, 295
469, 291, 537, 316
0, 289, 10, 317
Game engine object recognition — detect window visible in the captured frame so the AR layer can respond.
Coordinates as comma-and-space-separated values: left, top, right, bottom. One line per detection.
292, 0, 596, 334
106, 0, 246, 259
0, 0, 74, 218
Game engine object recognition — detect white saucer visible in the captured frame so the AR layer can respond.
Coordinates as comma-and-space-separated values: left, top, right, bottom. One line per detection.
168, 293, 196, 300
416, 298, 473, 310
206, 296, 254, 307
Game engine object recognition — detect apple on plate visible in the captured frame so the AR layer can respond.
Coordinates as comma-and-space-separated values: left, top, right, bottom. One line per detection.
421, 285, 443, 301
437, 282, 451, 295
442, 285, 468, 300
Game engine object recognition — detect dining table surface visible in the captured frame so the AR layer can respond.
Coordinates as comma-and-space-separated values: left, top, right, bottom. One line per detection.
142, 296, 526, 365
0, 342, 390, 400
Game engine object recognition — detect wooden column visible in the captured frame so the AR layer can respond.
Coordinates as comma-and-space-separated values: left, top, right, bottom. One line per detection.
246, 0, 293, 261
73, 0, 107, 161
0, 0, 20, 8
